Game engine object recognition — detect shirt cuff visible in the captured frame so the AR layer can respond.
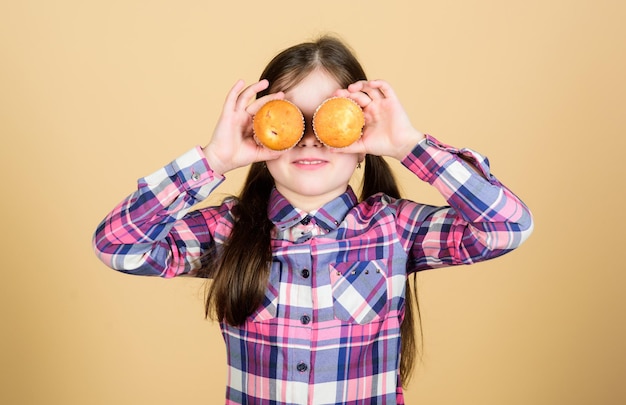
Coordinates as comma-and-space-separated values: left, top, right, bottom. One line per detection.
401, 134, 494, 184
140, 146, 226, 203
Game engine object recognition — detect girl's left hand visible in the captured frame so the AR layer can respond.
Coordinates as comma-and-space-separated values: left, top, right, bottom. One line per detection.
334, 80, 425, 160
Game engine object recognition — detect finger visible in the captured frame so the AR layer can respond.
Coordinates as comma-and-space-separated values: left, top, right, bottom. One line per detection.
359, 80, 388, 100
364, 87, 384, 100
333, 88, 351, 98
347, 80, 367, 92
329, 139, 368, 155
347, 79, 380, 91
345, 80, 385, 106
331, 88, 371, 112
247, 91, 285, 115
235, 79, 269, 111
346, 92, 373, 108
368, 79, 397, 100
223, 80, 246, 111
255, 147, 285, 162
235, 79, 270, 111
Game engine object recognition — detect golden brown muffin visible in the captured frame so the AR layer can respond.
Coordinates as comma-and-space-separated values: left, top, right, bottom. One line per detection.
253, 99, 305, 151
312, 97, 365, 148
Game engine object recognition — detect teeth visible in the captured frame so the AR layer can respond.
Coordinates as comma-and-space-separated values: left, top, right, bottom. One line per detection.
296, 160, 323, 165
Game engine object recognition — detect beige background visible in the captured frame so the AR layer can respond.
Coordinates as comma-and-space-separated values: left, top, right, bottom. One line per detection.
1, 0, 625, 404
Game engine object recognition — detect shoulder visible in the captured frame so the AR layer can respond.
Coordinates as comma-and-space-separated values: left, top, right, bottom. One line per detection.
355, 192, 446, 225
358, 192, 406, 212
351, 193, 405, 222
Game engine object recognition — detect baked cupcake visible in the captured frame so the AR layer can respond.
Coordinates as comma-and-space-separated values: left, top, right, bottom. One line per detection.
312, 97, 364, 148
253, 99, 305, 151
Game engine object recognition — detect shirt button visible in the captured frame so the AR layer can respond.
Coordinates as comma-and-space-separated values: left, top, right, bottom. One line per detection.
296, 362, 308, 372
300, 314, 311, 325
301, 269, 310, 278
191, 172, 200, 181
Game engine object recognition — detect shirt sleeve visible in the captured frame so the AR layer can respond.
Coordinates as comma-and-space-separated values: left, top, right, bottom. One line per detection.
398, 135, 534, 271
92, 146, 227, 278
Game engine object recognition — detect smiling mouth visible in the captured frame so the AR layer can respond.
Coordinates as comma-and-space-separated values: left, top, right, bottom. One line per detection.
294, 160, 325, 165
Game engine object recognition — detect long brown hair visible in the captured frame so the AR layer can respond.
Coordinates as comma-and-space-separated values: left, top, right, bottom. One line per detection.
200, 36, 421, 385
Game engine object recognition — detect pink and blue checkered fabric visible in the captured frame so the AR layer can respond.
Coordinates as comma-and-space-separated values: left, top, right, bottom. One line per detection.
93, 135, 533, 404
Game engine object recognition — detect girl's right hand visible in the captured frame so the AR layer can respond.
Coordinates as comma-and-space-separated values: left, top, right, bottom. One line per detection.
202, 80, 284, 175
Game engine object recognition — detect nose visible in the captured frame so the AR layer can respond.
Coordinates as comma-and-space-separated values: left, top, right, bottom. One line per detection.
296, 129, 323, 148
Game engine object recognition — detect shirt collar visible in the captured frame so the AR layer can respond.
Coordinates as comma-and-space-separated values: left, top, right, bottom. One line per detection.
268, 187, 358, 232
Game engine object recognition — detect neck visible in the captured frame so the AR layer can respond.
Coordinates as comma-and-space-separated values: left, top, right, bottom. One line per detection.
276, 187, 347, 213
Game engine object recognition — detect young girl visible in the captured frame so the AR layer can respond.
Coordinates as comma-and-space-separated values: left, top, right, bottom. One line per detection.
93, 36, 533, 404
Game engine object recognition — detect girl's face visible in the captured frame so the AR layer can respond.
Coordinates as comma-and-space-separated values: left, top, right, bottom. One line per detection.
266, 69, 363, 213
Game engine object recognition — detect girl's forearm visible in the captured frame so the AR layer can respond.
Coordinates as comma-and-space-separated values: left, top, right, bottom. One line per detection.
92, 146, 225, 277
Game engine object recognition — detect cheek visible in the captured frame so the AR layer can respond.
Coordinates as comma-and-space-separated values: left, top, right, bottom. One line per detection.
265, 161, 280, 178
329, 156, 360, 183
265, 156, 291, 180
337, 155, 360, 170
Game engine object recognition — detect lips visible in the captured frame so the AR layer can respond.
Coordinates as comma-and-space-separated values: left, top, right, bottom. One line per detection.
294, 159, 325, 165
292, 157, 328, 169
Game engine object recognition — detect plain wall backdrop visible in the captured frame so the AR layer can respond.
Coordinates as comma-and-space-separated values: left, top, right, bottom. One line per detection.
1, 1, 625, 404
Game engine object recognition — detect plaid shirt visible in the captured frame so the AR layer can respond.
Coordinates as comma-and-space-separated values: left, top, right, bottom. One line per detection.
93, 135, 533, 404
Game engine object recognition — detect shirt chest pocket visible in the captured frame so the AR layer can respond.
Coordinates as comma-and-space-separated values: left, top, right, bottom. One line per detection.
329, 261, 389, 324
